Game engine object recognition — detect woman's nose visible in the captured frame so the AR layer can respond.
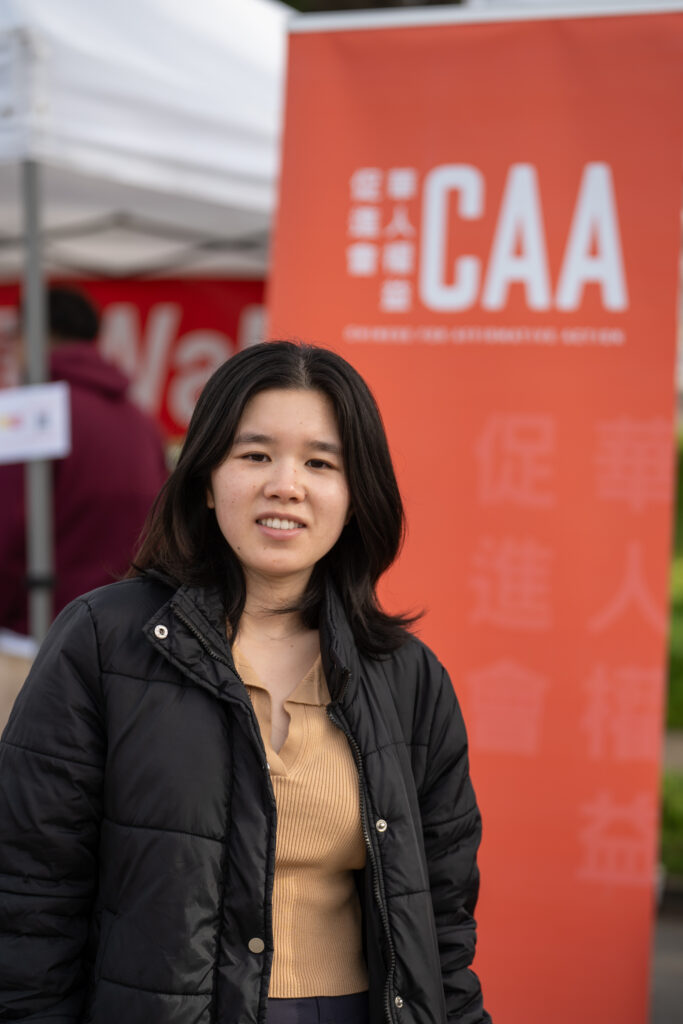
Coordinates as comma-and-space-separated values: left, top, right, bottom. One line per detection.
263, 461, 305, 500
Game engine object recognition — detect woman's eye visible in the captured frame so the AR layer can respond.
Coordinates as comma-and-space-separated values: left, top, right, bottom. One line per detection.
242, 452, 269, 462
307, 458, 333, 470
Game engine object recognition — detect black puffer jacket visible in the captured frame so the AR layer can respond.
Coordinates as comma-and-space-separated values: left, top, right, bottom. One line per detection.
0, 575, 490, 1024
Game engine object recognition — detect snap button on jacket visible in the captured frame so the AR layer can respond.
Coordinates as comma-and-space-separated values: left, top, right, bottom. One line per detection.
0, 576, 490, 1024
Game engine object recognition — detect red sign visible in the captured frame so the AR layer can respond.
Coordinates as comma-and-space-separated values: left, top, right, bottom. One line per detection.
0, 278, 265, 439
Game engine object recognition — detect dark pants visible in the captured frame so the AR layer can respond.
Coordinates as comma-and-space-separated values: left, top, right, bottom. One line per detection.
266, 992, 369, 1024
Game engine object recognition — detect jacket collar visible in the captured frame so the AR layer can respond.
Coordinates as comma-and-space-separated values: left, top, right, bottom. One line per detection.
146, 571, 360, 706
171, 582, 233, 663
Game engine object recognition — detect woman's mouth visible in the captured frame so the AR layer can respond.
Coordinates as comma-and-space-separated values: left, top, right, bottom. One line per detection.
256, 517, 306, 530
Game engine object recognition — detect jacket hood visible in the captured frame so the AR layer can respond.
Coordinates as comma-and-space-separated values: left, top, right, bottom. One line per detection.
50, 343, 130, 399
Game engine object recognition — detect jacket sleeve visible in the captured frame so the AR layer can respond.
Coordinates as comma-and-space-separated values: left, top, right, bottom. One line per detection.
0, 598, 106, 1022
418, 664, 491, 1024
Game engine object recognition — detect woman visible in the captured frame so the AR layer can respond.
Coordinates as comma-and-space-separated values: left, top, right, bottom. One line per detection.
0, 342, 490, 1024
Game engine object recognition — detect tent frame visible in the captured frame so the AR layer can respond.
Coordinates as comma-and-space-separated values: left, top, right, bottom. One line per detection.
21, 159, 53, 641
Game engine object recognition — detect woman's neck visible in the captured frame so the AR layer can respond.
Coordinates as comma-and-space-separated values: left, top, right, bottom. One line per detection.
237, 570, 310, 643
237, 606, 308, 643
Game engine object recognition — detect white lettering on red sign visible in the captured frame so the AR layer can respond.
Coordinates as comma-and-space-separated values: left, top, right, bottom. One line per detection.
99, 302, 234, 428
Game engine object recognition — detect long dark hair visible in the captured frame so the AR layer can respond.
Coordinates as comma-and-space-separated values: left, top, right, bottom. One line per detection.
130, 341, 416, 655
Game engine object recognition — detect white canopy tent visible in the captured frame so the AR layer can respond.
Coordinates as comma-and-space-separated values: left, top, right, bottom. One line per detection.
0, 0, 288, 278
0, 0, 289, 639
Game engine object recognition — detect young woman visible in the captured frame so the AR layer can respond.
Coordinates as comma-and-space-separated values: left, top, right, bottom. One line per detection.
0, 342, 490, 1024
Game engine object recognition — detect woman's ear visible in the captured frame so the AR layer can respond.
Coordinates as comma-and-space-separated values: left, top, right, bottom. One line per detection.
206, 488, 215, 510
344, 506, 354, 525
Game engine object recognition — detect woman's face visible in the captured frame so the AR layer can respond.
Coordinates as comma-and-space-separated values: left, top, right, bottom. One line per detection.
207, 388, 351, 595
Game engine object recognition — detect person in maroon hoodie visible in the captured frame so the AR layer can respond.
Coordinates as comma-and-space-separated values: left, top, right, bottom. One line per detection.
0, 286, 168, 636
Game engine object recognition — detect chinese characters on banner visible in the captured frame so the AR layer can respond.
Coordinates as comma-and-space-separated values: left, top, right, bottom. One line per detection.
347, 166, 418, 312
268, 8, 683, 1024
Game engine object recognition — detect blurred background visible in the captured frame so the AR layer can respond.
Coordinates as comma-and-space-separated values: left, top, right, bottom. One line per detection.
0, 1, 681, 1021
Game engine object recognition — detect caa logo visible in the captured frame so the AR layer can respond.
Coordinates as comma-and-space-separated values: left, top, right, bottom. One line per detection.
420, 163, 627, 313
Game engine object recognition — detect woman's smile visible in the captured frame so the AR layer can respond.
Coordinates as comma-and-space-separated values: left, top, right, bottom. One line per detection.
256, 515, 307, 533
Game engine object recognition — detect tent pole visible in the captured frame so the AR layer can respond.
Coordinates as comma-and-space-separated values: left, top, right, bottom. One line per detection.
22, 159, 53, 643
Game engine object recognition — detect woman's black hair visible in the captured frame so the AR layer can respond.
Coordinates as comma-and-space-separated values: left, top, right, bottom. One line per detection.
130, 341, 416, 655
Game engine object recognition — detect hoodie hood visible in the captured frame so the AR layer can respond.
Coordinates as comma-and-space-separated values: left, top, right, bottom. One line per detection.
50, 343, 129, 400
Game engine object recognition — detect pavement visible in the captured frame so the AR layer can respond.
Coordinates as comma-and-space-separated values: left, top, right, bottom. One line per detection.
652, 730, 683, 1024
651, 908, 683, 1023
664, 729, 683, 773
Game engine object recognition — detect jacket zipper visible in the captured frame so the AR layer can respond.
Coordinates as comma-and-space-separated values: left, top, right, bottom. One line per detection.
171, 607, 231, 667
169, 607, 276, 1024
327, 688, 397, 1024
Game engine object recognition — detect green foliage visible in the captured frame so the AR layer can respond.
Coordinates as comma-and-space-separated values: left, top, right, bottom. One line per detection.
668, 433, 683, 728
662, 772, 683, 876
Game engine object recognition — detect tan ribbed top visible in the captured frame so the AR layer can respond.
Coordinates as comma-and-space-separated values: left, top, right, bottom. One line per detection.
233, 645, 368, 998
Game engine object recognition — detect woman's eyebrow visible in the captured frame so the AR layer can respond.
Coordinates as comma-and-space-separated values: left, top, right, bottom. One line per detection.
233, 432, 273, 445
234, 433, 341, 456
307, 440, 342, 456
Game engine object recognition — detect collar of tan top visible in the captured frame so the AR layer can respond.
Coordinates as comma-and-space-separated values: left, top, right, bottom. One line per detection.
232, 644, 330, 707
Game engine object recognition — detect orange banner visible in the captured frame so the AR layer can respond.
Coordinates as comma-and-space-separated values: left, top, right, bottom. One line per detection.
269, 8, 683, 1023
